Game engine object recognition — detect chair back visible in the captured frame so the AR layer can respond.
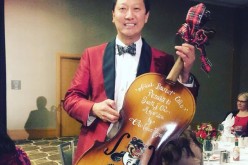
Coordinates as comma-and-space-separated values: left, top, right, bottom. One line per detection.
58, 141, 74, 165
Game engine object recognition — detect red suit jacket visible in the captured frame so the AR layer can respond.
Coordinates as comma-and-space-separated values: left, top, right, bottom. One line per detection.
63, 39, 199, 164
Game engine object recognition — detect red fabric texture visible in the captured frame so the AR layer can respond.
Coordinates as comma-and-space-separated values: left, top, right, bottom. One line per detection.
177, 3, 212, 73
233, 116, 248, 135
0, 147, 31, 165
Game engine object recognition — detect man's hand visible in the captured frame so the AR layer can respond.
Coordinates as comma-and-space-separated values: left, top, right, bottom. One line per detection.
175, 43, 195, 83
91, 99, 120, 123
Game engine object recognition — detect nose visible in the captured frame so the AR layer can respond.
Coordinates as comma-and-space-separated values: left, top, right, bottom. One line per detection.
125, 9, 134, 19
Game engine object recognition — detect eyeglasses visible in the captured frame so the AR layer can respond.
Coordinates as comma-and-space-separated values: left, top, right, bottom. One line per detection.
237, 100, 247, 103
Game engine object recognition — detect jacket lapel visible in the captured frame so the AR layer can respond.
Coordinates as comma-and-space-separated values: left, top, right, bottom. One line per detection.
103, 40, 115, 100
136, 38, 152, 77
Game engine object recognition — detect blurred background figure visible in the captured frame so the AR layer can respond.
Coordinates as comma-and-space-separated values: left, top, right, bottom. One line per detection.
25, 96, 56, 139
0, 127, 31, 165
154, 126, 203, 165
222, 92, 248, 138
231, 92, 248, 137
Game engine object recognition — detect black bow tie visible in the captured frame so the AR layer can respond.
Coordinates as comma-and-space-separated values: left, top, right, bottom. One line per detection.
117, 43, 136, 56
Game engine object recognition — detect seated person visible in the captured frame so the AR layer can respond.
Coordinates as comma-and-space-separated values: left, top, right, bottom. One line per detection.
0, 127, 31, 165
223, 92, 248, 137
154, 126, 203, 165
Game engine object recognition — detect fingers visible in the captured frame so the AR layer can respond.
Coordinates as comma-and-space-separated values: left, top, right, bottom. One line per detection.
175, 43, 195, 60
105, 99, 116, 110
99, 112, 108, 122
175, 43, 195, 74
92, 99, 120, 123
100, 111, 119, 123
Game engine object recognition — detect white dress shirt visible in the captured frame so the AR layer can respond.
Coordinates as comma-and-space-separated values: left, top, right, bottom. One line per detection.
114, 37, 142, 111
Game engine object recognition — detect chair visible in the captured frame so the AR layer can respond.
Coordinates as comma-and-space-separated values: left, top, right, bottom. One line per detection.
71, 139, 78, 162
58, 141, 75, 165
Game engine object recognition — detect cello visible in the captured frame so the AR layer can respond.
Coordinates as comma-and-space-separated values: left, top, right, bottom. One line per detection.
76, 3, 213, 165
77, 60, 195, 165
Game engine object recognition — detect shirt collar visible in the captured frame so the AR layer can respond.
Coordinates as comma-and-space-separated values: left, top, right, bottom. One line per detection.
116, 37, 142, 47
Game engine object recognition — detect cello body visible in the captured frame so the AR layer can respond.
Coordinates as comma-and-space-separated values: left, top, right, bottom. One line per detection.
77, 73, 195, 165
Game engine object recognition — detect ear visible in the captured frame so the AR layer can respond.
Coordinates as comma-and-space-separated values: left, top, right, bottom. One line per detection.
112, 11, 115, 23
145, 12, 150, 23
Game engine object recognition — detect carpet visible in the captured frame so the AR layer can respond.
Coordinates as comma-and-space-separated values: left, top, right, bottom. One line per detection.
15, 136, 78, 165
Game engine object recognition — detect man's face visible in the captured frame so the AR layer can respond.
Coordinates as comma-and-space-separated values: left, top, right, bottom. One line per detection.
112, 0, 149, 43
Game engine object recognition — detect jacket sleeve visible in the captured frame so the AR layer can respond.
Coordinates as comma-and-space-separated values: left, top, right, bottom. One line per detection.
63, 49, 94, 126
185, 74, 200, 101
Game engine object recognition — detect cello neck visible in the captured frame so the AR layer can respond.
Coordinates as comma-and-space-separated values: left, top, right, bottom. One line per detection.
166, 57, 183, 83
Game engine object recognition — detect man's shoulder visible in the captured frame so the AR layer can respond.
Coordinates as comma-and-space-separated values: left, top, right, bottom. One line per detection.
86, 42, 109, 51
81, 43, 109, 58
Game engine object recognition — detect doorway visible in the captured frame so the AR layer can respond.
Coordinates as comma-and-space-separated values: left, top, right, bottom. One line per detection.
56, 53, 81, 137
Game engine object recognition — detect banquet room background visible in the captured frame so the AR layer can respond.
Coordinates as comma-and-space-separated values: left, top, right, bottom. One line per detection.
0, 0, 248, 140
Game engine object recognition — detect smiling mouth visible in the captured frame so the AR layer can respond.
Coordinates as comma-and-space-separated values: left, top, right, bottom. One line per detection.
125, 23, 136, 27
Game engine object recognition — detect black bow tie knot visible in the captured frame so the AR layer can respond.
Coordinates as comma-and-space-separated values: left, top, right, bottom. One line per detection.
117, 43, 136, 56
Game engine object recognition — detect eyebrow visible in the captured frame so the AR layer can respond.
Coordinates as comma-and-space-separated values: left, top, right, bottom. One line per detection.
237, 100, 247, 102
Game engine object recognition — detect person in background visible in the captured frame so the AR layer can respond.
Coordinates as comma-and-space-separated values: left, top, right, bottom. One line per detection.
63, 0, 199, 164
0, 127, 31, 165
222, 92, 248, 137
223, 92, 248, 137
154, 126, 203, 165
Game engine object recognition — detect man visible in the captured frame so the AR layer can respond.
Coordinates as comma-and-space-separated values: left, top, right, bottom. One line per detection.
63, 0, 199, 164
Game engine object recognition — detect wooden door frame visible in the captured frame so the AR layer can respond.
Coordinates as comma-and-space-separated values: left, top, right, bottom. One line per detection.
56, 52, 81, 137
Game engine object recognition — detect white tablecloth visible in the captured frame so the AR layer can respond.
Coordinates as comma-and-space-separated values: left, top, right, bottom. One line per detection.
203, 139, 248, 165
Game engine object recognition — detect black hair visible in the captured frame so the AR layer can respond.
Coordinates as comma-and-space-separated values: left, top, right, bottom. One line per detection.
0, 127, 16, 156
158, 128, 203, 165
112, 0, 150, 14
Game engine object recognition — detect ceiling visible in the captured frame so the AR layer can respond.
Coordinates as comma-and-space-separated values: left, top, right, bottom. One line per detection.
191, 0, 248, 8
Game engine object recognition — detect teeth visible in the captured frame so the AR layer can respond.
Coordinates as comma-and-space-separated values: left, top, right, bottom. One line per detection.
125, 23, 135, 26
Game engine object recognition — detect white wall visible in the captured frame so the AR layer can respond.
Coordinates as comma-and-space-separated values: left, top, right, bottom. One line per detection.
5, 0, 114, 130
5, 0, 246, 133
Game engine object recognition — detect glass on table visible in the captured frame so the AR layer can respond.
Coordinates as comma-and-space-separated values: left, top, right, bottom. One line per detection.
218, 124, 224, 134
234, 125, 243, 137
203, 139, 214, 164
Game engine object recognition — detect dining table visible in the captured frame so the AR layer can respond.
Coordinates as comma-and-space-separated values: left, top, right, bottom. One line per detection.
203, 137, 248, 165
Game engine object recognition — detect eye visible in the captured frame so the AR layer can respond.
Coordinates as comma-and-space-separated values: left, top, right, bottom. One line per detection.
118, 6, 127, 12
134, 7, 141, 11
